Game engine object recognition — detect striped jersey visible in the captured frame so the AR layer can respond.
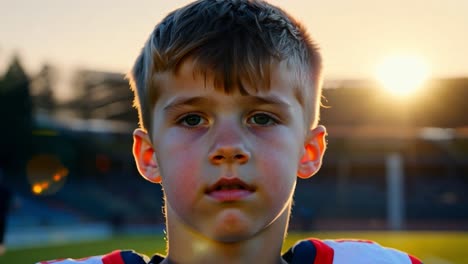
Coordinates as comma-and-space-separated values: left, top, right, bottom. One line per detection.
37, 238, 423, 264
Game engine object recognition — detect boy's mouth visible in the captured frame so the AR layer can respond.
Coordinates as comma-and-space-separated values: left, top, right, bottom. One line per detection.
205, 178, 255, 202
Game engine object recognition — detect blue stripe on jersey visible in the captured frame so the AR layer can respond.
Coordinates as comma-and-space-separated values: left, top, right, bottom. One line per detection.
120, 250, 148, 264
282, 240, 317, 264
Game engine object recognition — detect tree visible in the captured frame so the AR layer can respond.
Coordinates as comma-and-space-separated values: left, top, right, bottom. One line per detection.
0, 55, 33, 173
30, 64, 57, 115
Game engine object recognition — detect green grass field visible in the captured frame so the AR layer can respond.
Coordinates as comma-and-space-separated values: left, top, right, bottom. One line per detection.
3, 231, 468, 263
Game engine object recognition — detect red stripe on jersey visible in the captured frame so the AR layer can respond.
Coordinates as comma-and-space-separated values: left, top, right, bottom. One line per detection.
409, 254, 423, 264
103, 250, 125, 264
309, 239, 334, 264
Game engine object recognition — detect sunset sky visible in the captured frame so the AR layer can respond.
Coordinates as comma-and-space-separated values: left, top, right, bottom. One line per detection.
1, 0, 467, 99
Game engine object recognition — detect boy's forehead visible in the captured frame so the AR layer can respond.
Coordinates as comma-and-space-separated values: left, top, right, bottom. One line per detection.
158, 58, 305, 95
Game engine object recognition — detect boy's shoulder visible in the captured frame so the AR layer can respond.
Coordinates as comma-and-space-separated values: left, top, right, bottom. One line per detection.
284, 238, 423, 264
36, 250, 156, 264
37, 238, 422, 264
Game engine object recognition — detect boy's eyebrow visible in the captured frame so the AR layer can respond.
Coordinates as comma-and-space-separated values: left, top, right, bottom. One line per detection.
163, 96, 214, 111
244, 95, 292, 108
162, 95, 291, 112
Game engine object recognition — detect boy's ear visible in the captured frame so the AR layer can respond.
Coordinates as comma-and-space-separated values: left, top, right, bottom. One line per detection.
133, 129, 161, 183
297, 125, 327, 179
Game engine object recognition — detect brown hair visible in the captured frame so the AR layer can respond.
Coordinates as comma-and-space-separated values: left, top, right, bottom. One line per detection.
127, 0, 323, 134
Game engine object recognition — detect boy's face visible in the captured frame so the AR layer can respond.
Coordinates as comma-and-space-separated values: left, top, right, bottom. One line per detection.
133, 60, 326, 242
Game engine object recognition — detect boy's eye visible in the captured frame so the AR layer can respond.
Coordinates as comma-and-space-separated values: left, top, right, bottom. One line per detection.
248, 113, 277, 126
179, 114, 206, 127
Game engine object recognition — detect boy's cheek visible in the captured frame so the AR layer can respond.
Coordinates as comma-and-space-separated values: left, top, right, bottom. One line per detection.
261, 160, 297, 190
159, 151, 201, 184
160, 157, 202, 208
153, 127, 203, 147
256, 148, 298, 190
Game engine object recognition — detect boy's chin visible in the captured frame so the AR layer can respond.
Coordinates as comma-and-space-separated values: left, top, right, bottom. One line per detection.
207, 209, 257, 242
209, 228, 256, 244
214, 235, 251, 244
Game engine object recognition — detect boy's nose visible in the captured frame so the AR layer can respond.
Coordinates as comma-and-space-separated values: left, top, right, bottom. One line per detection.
208, 124, 251, 165
209, 145, 251, 165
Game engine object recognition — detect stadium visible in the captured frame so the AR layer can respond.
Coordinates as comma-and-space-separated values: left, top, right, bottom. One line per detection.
1, 1, 467, 263
1, 64, 467, 263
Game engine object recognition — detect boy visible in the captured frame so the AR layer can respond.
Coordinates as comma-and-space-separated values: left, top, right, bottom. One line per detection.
39, 0, 422, 263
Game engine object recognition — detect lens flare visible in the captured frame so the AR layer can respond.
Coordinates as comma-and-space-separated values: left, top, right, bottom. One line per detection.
32, 184, 44, 195
27, 154, 69, 196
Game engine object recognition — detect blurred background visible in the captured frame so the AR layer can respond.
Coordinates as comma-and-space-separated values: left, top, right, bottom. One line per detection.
0, 0, 467, 263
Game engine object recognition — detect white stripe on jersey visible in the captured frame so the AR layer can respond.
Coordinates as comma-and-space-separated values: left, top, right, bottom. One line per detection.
323, 240, 413, 264
37, 255, 104, 264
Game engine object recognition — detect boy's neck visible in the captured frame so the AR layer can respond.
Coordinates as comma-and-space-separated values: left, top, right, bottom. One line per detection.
163, 206, 291, 264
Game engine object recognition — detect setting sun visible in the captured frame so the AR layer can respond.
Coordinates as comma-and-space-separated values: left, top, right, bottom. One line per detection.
375, 54, 430, 96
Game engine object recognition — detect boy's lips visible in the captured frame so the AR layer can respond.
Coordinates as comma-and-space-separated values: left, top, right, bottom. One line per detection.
205, 178, 255, 202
